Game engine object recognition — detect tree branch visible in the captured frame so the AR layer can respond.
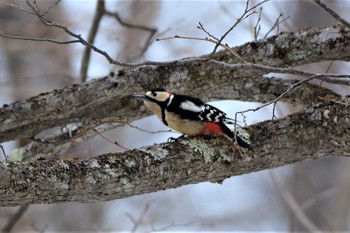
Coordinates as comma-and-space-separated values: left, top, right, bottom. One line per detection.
0, 102, 349, 207
313, 0, 350, 29
1, 25, 348, 144
80, 0, 105, 82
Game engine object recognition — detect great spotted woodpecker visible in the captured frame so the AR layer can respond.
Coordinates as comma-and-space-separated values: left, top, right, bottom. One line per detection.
133, 88, 252, 149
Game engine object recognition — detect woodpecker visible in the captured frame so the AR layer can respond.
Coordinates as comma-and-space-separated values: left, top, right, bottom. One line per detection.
133, 88, 252, 149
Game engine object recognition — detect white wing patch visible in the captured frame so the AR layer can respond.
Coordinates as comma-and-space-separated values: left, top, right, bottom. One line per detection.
180, 100, 204, 112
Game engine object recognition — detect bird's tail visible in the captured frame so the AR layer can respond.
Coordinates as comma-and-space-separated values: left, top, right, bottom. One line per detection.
221, 123, 253, 150
234, 134, 253, 150
224, 117, 245, 127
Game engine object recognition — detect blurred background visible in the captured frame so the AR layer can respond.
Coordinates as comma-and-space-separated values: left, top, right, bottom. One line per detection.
0, 0, 350, 231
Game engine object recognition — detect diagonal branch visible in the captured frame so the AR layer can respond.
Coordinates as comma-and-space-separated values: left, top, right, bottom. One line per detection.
313, 0, 350, 29
0, 103, 349, 207
80, 0, 106, 82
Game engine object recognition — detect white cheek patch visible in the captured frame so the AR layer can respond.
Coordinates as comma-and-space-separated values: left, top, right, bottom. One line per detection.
180, 100, 204, 112
157, 92, 170, 102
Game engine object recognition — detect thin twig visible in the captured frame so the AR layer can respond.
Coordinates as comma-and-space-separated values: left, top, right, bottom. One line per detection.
39, 0, 62, 17
232, 72, 340, 143
263, 13, 289, 39
0, 145, 6, 161
197, 22, 220, 41
153, 220, 206, 231
313, 0, 350, 29
23, 0, 158, 68
212, 0, 269, 53
104, 9, 157, 58
80, 0, 105, 82
60, 121, 99, 158
0, 1, 36, 15
92, 129, 129, 151
253, 7, 263, 40
157, 35, 245, 62
319, 60, 334, 87
0, 32, 80, 44
318, 96, 350, 106
126, 123, 173, 134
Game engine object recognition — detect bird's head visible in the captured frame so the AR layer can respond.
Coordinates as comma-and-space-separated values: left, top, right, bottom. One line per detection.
133, 88, 171, 104
132, 88, 172, 119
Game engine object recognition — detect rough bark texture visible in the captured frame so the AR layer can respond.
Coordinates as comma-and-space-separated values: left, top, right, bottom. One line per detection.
0, 24, 349, 207
1, 24, 349, 143
0, 102, 349, 207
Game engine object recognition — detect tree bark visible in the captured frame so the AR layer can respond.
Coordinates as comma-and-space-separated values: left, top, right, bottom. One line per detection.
0, 102, 349, 207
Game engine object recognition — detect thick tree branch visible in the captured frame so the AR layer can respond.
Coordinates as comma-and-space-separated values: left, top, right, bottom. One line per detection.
0, 102, 349, 207
1, 25, 348, 144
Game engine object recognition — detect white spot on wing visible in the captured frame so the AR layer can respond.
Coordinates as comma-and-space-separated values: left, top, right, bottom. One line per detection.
180, 100, 204, 112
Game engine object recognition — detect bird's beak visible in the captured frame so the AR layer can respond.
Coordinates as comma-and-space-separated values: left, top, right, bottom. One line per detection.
132, 94, 147, 101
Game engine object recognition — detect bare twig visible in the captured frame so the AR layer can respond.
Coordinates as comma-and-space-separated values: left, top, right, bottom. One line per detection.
92, 128, 129, 151
1, 0, 159, 69
0, 32, 80, 44
105, 10, 157, 57
0, 145, 6, 161
22, 0, 161, 68
263, 13, 289, 39
212, 0, 269, 53
60, 121, 99, 158
156, 35, 245, 62
80, 0, 105, 82
197, 22, 220, 41
318, 96, 350, 106
153, 220, 207, 231
0, 1, 36, 15
126, 123, 174, 134
313, 0, 350, 29
232, 71, 346, 144
38, 0, 62, 17
253, 7, 263, 40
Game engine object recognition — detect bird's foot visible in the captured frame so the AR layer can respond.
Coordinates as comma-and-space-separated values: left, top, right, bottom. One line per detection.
167, 134, 187, 143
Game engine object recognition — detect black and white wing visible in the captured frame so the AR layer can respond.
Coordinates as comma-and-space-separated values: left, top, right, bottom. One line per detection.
167, 94, 230, 123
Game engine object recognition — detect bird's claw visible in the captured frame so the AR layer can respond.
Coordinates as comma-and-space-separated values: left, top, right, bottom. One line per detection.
167, 134, 187, 143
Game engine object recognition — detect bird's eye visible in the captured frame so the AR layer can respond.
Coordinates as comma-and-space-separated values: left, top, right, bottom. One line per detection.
152, 92, 157, 97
